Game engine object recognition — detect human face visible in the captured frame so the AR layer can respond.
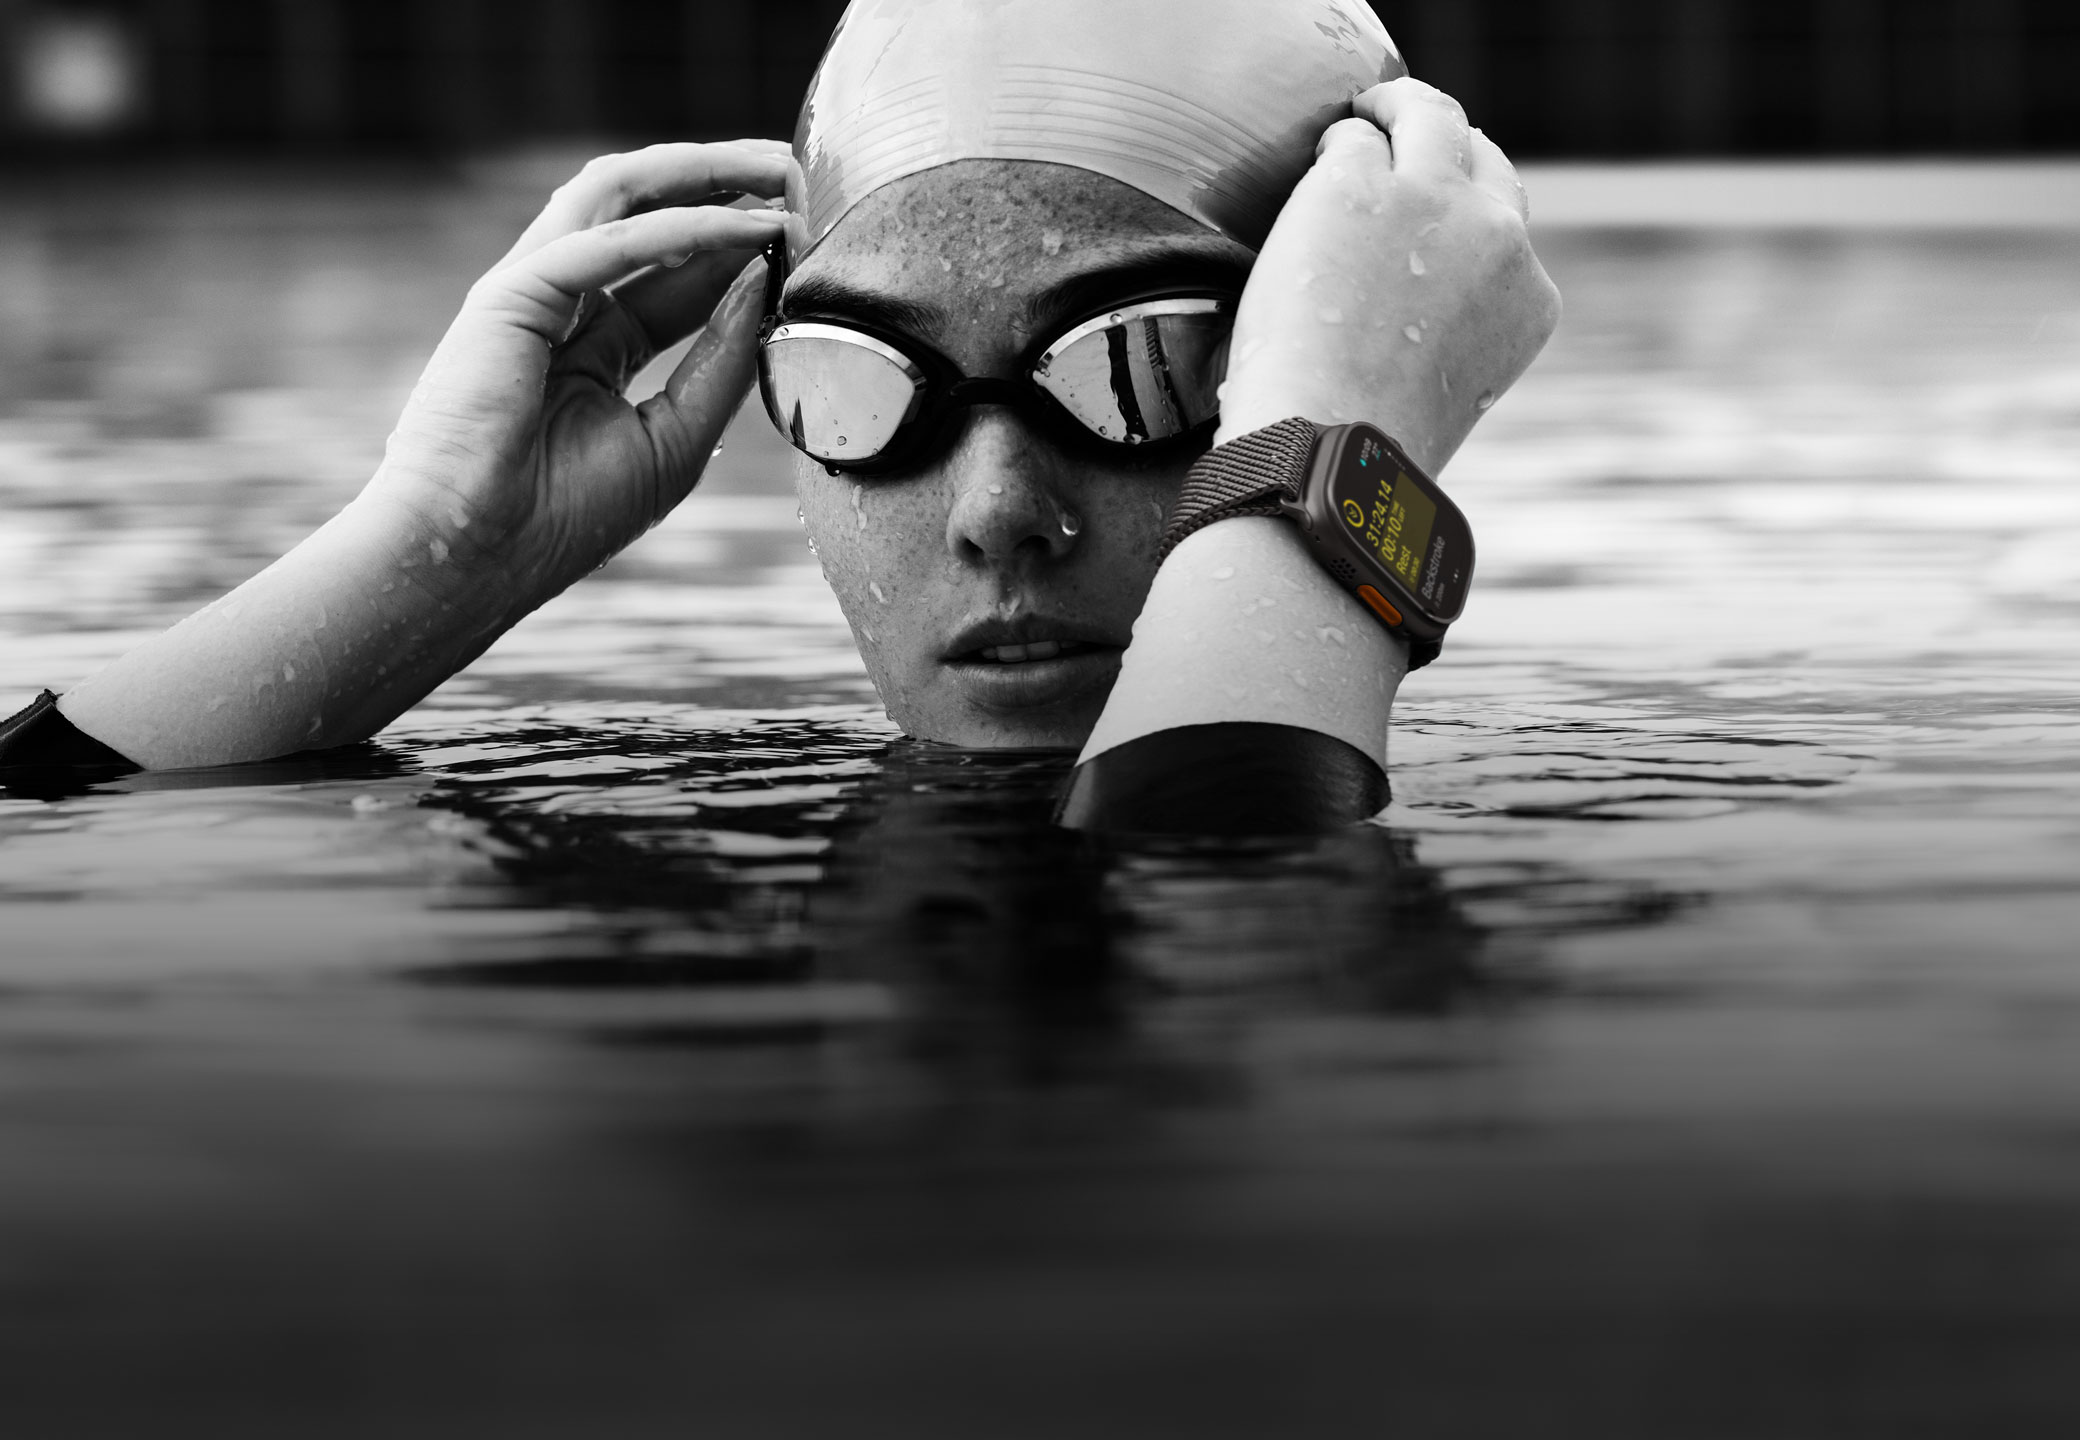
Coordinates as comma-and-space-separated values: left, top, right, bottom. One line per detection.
786, 160, 1254, 749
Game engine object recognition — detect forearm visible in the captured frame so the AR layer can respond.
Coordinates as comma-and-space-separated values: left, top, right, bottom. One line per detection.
59, 491, 516, 770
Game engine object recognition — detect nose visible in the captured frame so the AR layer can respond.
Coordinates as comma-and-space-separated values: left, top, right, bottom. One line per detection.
941, 409, 1079, 568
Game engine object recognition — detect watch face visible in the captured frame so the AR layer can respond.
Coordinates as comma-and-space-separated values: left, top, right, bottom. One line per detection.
1324, 428, 1474, 624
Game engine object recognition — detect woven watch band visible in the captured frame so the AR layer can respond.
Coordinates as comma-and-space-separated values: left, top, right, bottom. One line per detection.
1157, 417, 1323, 563
1158, 418, 1446, 671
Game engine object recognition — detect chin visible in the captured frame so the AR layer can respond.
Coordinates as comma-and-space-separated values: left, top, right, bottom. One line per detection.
887, 666, 1119, 752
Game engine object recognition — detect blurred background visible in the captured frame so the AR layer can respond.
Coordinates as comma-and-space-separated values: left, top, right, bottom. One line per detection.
0, 0, 2073, 158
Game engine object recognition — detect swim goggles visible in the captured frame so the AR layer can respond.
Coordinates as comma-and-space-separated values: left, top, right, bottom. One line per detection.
756, 241, 1233, 476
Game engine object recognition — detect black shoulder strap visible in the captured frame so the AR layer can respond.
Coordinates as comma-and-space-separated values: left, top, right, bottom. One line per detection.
0, 691, 138, 770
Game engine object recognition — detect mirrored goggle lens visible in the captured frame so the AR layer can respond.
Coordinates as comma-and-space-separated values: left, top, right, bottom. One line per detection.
760, 323, 926, 464
1031, 299, 1230, 446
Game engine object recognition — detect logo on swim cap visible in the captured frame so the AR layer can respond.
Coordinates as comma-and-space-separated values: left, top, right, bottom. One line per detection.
791, 0, 1405, 258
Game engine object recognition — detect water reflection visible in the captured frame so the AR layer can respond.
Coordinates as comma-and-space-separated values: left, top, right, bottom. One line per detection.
7, 170, 2080, 1430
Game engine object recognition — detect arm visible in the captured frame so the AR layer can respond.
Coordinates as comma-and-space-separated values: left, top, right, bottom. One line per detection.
1064, 80, 1561, 829
57, 143, 792, 770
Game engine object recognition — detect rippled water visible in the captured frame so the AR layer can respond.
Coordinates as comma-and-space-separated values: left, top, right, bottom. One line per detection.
4, 166, 2080, 1433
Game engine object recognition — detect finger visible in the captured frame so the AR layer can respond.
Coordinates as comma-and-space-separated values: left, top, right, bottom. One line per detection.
490, 207, 785, 343
614, 247, 766, 348
499, 142, 793, 268
636, 258, 768, 520
554, 246, 764, 392
1470, 126, 1532, 223
1353, 77, 1475, 181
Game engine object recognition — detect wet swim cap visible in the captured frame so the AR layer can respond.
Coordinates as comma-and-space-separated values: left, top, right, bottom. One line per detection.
790, 0, 1405, 258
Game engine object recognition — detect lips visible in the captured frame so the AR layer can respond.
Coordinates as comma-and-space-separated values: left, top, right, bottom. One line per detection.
943, 617, 1124, 711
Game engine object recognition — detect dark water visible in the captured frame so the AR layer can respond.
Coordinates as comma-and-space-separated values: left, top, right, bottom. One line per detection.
4, 165, 2080, 1435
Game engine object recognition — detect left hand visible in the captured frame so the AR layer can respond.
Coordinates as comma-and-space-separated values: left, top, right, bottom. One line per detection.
1217, 77, 1561, 473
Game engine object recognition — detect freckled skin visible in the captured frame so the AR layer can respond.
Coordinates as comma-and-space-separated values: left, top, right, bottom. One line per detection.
791, 161, 1254, 749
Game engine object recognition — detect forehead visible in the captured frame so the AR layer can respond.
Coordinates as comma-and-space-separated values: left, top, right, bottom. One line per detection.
792, 159, 1251, 341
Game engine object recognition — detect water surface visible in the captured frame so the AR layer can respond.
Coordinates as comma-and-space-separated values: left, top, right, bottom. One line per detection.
4, 166, 2079, 1435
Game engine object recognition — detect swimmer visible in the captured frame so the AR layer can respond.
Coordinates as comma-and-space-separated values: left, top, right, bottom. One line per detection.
0, 0, 1559, 832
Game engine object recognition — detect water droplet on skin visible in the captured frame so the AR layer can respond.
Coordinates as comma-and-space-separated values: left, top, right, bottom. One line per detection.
1476, 392, 1497, 411
1317, 626, 1347, 646
711, 438, 726, 458
306, 715, 323, 735
1419, 220, 1444, 237
870, 582, 888, 604
428, 537, 449, 564
796, 506, 806, 526
861, 626, 875, 643
1318, 307, 1344, 325
1041, 228, 1064, 256
381, 581, 396, 593
1404, 325, 1424, 344
1059, 509, 1082, 538
852, 485, 867, 530
1148, 499, 1165, 526
988, 484, 1004, 496
282, 663, 296, 682
446, 506, 470, 529
351, 794, 385, 814
939, 258, 953, 273
1409, 251, 1427, 276
1441, 371, 1452, 396
1293, 672, 1312, 691
1212, 566, 1236, 581
806, 537, 819, 556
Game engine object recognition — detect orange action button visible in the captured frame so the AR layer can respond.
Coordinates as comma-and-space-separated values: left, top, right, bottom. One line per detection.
1356, 586, 1404, 626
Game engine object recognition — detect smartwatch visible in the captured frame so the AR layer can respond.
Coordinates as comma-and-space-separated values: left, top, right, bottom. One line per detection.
1159, 418, 1475, 670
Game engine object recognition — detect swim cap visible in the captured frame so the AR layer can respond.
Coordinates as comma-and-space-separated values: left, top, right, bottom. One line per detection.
790, 0, 1405, 258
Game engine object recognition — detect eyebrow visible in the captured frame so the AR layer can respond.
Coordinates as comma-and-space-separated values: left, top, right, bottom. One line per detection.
778, 276, 944, 336
780, 240, 1252, 345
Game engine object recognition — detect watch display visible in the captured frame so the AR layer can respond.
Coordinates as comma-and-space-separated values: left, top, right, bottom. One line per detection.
1302, 425, 1473, 637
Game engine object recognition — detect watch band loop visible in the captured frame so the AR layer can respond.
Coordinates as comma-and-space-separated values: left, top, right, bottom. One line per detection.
1158, 417, 1322, 563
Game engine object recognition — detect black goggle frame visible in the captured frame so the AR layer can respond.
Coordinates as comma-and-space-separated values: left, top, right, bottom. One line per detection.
755, 239, 1233, 477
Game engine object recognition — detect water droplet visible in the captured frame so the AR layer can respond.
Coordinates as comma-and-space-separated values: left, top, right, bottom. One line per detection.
795, 506, 806, 526
861, 626, 875, 643
350, 795, 385, 814
1403, 325, 1424, 344
1476, 391, 1497, 411
1409, 251, 1427, 276
806, 536, 819, 556
282, 663, 296, 682
1059, 509, 1082, 538
837, 436, 848, 446
939, 258, 953, 272
1212, 566, 1236, 581
1441, 371, 1452, 396
428, 537, 449, 564
711, 438, 726, 458
1041, 228, 1064, 256
446, 506, 471, 529
870, 581, 888, 604
1318, 307, 1345, 325
988, 484, 1004, 496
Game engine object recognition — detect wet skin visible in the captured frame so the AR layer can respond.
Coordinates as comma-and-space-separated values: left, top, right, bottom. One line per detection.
786, 161, 1255, 750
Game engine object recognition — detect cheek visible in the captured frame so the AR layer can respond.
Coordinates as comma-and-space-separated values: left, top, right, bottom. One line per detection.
793, 466, 944, 641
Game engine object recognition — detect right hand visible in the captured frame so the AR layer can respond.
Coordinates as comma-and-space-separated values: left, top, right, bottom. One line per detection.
365, 141, 793, 621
